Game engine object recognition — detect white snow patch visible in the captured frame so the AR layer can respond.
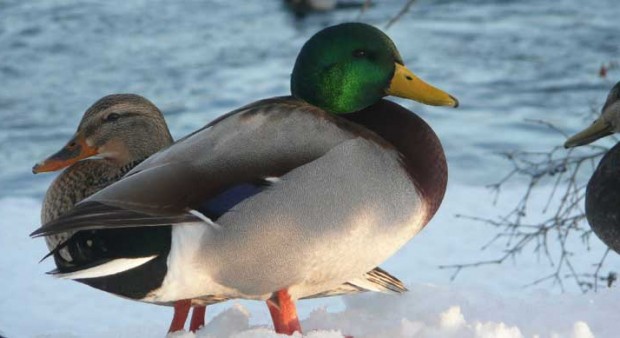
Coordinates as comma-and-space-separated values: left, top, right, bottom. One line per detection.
201, 304, 251, 338
439, 306, 466, 330
157, 293, 602, 338
1, 188, 618, 337
571, 322, 595, 338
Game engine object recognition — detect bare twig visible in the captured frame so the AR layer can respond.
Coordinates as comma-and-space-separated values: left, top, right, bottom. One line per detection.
592, 248, 612, 291
385, 0, 417, 29
356, 0, 373, 20
441, 104, 617, 292
523, 118, 570, 138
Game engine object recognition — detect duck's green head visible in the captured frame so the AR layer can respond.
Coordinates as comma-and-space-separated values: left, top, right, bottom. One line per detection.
291, 22, 458, 114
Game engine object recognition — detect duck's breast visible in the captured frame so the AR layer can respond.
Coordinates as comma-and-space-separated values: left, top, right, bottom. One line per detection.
586, 142, 620, 253
197, 110, 429, 299
344, 99, 448, 224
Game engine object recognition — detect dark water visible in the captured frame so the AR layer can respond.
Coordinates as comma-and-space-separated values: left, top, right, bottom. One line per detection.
0, 0, 618, 198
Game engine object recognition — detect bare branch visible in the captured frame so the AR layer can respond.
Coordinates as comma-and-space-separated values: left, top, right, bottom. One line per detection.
442, 112, 617, 292
385, 0, 417, 29
523, 118, 570, 138
356, 0, 373, 20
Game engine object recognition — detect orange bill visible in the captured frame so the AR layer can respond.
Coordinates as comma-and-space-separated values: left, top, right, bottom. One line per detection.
32, 133, 98, 174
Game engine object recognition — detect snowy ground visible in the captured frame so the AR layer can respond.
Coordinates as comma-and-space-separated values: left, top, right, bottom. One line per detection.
176, 287, 611, 338
2, 183, 617, 338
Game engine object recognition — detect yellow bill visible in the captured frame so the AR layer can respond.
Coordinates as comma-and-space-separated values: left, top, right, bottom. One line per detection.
387, 63, 459, 108
564, 118, 614, 148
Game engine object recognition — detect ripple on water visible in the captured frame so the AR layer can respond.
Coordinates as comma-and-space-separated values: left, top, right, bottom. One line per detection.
0, 0, 617, 196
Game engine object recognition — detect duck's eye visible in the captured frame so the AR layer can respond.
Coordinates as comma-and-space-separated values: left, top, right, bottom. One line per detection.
352, 49, 367, 58
104, 113, 120, 122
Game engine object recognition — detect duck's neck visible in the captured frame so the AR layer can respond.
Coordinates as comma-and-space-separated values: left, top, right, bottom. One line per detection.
98, 122, 173, 171
95, 157, 145, 185
112, 158, 144, 178
342, 99, 447, 224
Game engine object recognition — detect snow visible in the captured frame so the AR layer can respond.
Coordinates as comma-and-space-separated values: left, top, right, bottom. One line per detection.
1, 183, 618, 338
156, 287, 610, 338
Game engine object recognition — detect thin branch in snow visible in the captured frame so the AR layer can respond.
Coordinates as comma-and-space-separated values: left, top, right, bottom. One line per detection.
441, 104, 618, 292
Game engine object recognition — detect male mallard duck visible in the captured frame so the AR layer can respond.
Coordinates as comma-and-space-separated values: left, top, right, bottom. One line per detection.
33, 93, 405, 333
32, 22, 457, 335
565, 81, 620, 253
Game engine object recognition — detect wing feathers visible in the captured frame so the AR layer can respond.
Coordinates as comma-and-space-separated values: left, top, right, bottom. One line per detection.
31, 201, 198, 237
356, 266, 408, 294
301, 267, 407, 299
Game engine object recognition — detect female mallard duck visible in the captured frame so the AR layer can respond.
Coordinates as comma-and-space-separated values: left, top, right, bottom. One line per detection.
34, 95, 226, 332
35, 94, 173, 249
32, 22, 457, 335
31, 94, 213, 330
33, 93, 405, 333
565, 81, 620, 253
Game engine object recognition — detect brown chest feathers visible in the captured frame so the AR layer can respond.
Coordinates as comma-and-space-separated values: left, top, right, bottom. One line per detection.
343, 99, 447, 224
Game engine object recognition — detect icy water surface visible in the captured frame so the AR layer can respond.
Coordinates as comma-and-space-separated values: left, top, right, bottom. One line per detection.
0, 0, 618, 197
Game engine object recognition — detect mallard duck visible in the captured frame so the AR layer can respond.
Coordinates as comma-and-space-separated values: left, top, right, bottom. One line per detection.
565, 81, 620, 253
33, 95, 226, 332
33, 94, 409, 333
31, 94, 213, 330
32, 22, 457, 335
35, 94, 173, 253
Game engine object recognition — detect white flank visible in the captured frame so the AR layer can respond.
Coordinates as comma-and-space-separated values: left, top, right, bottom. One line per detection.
188, 209, 221, 230
264, 176, 281, 183
53, 255, 158, 280
144, 221, 227, 302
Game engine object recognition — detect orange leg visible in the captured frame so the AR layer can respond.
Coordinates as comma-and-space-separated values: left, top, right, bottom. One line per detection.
189, 305, 207, 332
266, 289, 302, 335
168, 299, 191, 333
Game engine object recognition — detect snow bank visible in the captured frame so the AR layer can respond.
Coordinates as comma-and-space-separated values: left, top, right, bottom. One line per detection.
1, 189, 617, 337
165, 283, 610, 338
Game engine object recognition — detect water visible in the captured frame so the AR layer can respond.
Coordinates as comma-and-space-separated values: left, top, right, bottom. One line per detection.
1, 0, 618, 198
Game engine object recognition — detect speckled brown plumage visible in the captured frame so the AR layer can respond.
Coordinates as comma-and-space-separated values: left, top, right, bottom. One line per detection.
41, 159, 142, 261
39, 94, 172, 261
42, 159, 139, 224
